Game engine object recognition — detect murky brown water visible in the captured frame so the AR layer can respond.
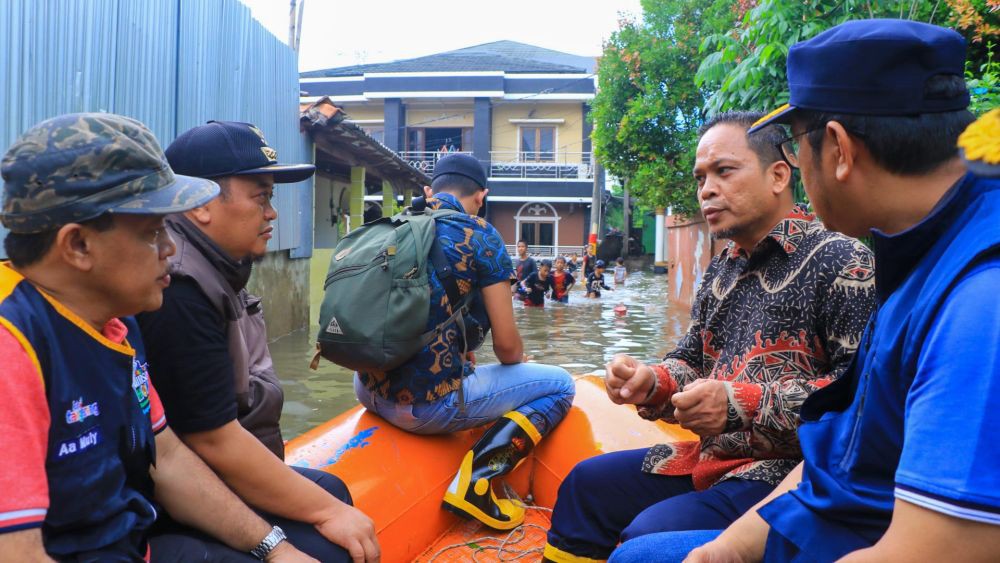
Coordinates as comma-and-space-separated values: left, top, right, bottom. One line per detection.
271, 270, 689, 438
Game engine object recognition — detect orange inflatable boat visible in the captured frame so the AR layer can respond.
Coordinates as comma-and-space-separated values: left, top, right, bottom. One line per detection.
285, 375, 695, 562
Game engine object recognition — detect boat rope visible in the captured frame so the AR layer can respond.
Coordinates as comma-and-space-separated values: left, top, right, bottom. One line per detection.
427, 486, 553, 562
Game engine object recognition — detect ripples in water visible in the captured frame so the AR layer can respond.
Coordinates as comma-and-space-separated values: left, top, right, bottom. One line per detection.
271, 270, 688, 438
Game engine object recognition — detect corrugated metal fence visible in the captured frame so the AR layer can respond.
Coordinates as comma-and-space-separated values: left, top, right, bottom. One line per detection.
0, 0, 313, 257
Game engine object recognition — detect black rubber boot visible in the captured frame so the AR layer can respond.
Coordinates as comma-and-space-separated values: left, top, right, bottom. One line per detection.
442, 411, 542, 530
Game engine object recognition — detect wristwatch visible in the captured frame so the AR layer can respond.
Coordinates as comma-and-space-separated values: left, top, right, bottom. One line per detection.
250, 525, 287, 560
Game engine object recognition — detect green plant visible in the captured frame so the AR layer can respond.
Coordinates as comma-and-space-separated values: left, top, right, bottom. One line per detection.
966, 42, 1000, 115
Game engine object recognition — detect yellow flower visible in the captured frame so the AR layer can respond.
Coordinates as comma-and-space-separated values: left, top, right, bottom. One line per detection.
958, 108, 1000, 165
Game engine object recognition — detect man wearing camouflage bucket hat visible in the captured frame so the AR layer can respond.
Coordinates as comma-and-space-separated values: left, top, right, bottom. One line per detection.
136, 120, 378, 563
0, 113, 316, 560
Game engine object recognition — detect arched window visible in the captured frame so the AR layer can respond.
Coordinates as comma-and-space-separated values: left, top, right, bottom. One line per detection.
515, 202, 560, 253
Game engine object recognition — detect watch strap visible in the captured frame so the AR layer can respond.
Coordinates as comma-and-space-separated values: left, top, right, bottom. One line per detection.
250, 525, 287, 560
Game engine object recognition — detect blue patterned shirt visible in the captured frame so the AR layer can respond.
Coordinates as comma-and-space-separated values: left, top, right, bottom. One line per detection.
358, 193, 514, 404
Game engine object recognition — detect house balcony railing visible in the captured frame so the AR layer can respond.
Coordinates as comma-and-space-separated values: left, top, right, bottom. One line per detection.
398, 151, 474, 176
489, 151, 593, 180
505, 245, 587, 259
398, 151, 594, 180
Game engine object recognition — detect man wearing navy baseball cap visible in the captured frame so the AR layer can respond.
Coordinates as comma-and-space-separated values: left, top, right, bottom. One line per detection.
137, 121, 379, 562
354, 152, 575, 531
610, 19, 1000, 563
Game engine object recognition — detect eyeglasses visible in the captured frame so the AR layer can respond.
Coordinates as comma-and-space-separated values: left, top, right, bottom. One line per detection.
774, 127, 823, 169
776, 123, 866, 168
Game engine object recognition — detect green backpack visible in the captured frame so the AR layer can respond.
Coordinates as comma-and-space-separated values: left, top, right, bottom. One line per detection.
314, 204, 473, 373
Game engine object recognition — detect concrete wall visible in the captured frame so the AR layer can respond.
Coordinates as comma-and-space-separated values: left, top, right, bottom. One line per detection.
406, 105, 475, 129
557, 203, 587, 246
247, 250, 311, 341
488, 202, 518, 243
666, 216, 717, 309
491, 102, 585, 160
314, 174, 350, 249
340, 104, 385, 122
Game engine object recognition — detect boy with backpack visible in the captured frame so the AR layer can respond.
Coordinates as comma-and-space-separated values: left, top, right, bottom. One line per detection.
330, 153, 575, 530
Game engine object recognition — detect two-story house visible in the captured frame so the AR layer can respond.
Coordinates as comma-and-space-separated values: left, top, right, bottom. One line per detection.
299, 40, 601, 257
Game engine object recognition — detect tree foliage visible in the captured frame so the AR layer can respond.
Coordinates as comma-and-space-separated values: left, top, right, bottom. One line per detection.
591, 0, 734, 215
594, 0, 999, 213
696, 0, 999, 114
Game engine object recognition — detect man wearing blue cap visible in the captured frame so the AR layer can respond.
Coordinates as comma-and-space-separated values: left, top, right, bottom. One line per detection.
0, 113, 315, 561
137, 121, 378, 562
354, 153, 575, 530
610, 19, 1000, 562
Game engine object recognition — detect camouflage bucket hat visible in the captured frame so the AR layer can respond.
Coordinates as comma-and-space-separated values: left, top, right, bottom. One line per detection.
1, 112, 220, 234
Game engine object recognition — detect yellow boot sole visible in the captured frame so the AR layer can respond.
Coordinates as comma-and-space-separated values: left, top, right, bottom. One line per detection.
442, 451, 526, 530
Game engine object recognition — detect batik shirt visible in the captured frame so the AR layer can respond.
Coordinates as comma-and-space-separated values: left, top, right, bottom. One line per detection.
639, 205, 875, 489
358, 194, 513, 404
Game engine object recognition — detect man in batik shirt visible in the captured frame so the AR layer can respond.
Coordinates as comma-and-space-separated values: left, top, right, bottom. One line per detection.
543, 111, 876, 563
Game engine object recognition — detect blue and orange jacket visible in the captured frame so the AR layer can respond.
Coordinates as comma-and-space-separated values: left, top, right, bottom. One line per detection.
0, 263, 160, 560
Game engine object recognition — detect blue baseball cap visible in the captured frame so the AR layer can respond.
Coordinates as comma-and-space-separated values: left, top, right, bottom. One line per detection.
166, 120, 315, 183
750, 19, 969, 134
432, 153, 487, 188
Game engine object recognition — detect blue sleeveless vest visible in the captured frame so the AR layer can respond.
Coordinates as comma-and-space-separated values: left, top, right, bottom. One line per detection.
758, 173, 1000, 561
0, 264, 157, 561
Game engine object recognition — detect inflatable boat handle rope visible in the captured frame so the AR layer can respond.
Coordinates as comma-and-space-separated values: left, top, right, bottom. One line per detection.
427, 484, 552, 562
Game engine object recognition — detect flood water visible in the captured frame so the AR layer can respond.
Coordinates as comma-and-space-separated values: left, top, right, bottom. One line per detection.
270, 270, 690, 438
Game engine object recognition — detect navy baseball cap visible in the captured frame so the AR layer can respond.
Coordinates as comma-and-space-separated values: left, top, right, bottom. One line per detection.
595, 259, 606, 268
166, 120, 315, 183
432, 153, 487, 188
749, 19, 969, 134
2, 113, 219, 234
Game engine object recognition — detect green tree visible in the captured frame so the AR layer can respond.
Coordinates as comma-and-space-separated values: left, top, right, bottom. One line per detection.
696, 0, 999, 115
591, 0, 734, 216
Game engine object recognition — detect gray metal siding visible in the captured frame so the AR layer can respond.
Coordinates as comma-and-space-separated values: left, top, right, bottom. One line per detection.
1, 0, 312, 257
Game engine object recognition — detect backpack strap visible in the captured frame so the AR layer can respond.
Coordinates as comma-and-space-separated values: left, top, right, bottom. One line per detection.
423, 207, 477, 412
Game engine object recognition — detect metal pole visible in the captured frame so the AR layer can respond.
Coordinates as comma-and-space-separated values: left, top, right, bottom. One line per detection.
622, 180, 630, 257
294, 0, 306, 51
654, 207, 665, 263
589, 161, 604, 256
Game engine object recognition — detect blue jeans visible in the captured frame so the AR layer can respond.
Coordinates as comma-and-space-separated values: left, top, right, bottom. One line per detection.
609, 530, 723, 563
354, 362, 575, 436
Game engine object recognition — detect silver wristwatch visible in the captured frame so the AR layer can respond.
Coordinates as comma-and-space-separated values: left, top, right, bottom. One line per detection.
250, 525, 287, 560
